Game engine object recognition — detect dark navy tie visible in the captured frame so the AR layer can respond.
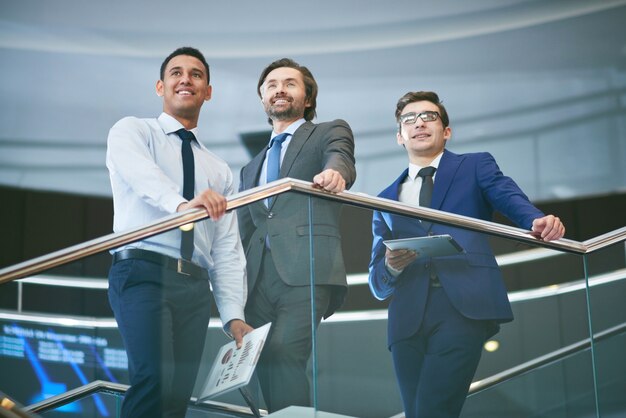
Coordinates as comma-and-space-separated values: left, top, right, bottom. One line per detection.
418, 166, 436, 208
176, 128, 196, 260
266, 133, 289, 184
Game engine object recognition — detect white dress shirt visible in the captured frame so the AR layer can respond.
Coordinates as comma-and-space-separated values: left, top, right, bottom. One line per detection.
398, 152, 444, 206
106, 112, 246, 325
387, 152, 444, 276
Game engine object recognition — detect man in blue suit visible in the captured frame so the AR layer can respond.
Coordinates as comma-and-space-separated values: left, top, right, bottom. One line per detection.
368, 91, 565, 418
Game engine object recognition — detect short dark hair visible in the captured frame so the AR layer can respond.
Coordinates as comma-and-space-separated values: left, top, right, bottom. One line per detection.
257, 58, 318, 123
395, 91, 450, 132
160, 46, 210, 84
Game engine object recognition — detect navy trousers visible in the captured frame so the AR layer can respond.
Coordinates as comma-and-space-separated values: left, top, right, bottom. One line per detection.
108, 258, 212, 418
390, 286, 490, 418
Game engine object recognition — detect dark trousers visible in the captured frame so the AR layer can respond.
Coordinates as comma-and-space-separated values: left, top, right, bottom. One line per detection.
108, 259, 212, 418
391, 286, 489, 418
244, 250, 331, 413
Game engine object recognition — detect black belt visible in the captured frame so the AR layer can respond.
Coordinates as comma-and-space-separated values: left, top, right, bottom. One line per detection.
112, 249, 208, 279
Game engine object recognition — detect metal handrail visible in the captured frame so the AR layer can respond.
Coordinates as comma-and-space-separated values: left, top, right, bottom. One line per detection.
467, 322, 626, 395
24, 380, 128, 414
584, 226, 626, 253
1, 177, 623, 285
23, 380, 261, 416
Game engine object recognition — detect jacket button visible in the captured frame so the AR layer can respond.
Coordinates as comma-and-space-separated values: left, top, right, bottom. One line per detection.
268, 212, 274, 219
425, 263, 430, 269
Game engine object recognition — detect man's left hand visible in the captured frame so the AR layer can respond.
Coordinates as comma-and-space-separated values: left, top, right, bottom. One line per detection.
227, 319, 254, 349
313, 169, 346, 193
532, 215, 565, 241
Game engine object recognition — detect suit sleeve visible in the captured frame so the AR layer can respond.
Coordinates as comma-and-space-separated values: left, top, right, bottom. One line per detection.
207, 171, 247, 326
476, 152, 545, 229
368, 210, 397, 300
321, 119, 357, 189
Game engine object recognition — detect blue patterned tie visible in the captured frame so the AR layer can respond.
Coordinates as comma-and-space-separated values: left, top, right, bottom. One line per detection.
176, 128, 196, 260
266, 133, 289, 184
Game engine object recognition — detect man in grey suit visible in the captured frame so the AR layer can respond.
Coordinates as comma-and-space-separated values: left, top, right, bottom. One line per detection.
237, 58, 356, 412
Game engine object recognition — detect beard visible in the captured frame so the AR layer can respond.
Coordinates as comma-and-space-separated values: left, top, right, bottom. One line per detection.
265, 96, 307, 121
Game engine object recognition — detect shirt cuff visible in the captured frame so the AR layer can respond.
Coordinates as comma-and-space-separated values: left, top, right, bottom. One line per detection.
222, 319, 237, 339
385, 258, 403, 277
219, 307, 246, 336
165, 195, 188, 214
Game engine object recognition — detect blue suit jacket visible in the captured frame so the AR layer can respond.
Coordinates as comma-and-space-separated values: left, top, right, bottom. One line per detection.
369, 149, 545, 348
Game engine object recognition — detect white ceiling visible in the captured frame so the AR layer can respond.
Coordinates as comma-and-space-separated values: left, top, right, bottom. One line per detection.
1, 0, 626, 200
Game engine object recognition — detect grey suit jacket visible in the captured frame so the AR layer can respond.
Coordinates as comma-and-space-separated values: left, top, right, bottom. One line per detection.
238, 119, 356, 317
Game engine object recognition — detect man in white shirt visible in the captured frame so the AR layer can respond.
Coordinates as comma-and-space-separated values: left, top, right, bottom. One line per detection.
106, 46, 252, 418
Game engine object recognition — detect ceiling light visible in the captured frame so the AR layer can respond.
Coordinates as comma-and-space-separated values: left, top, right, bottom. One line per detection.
484, 340, 500, 352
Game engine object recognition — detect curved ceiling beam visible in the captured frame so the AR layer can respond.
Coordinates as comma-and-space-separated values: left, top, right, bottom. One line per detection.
0, 0, 625, 58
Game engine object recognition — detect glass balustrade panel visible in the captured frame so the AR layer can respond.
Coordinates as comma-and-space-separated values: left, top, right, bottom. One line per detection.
585, 240, 626, 417
36, 391, 123, 418
463, 348, 597, 418
308, 199, 593, 418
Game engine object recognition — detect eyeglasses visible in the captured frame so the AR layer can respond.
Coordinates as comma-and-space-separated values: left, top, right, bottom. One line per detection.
399, 111, 440, 125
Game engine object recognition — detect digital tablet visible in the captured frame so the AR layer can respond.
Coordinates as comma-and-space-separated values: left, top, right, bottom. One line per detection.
196, 322, 271, 401
383, 234, 465, 257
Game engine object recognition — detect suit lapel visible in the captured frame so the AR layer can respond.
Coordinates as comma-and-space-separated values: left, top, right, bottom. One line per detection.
242, 149, 271, 213
431, 149, 463, 210
245, 147, 268, 189
380, 169, 408, 201
380, 169, 427, 237
279, 122, 314, 178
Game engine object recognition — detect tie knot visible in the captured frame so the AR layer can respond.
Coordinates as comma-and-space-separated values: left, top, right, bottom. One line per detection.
418, 166, 436, 179
176, 128, 196, 142
270, 132, 289, 148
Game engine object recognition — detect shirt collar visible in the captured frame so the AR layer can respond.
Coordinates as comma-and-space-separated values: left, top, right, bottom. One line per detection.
407, 152, 444, 180
270, 118, 306, 142
158, 112, 200, 139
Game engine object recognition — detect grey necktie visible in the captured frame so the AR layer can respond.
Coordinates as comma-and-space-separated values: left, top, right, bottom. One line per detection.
418, 166, 436, 208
